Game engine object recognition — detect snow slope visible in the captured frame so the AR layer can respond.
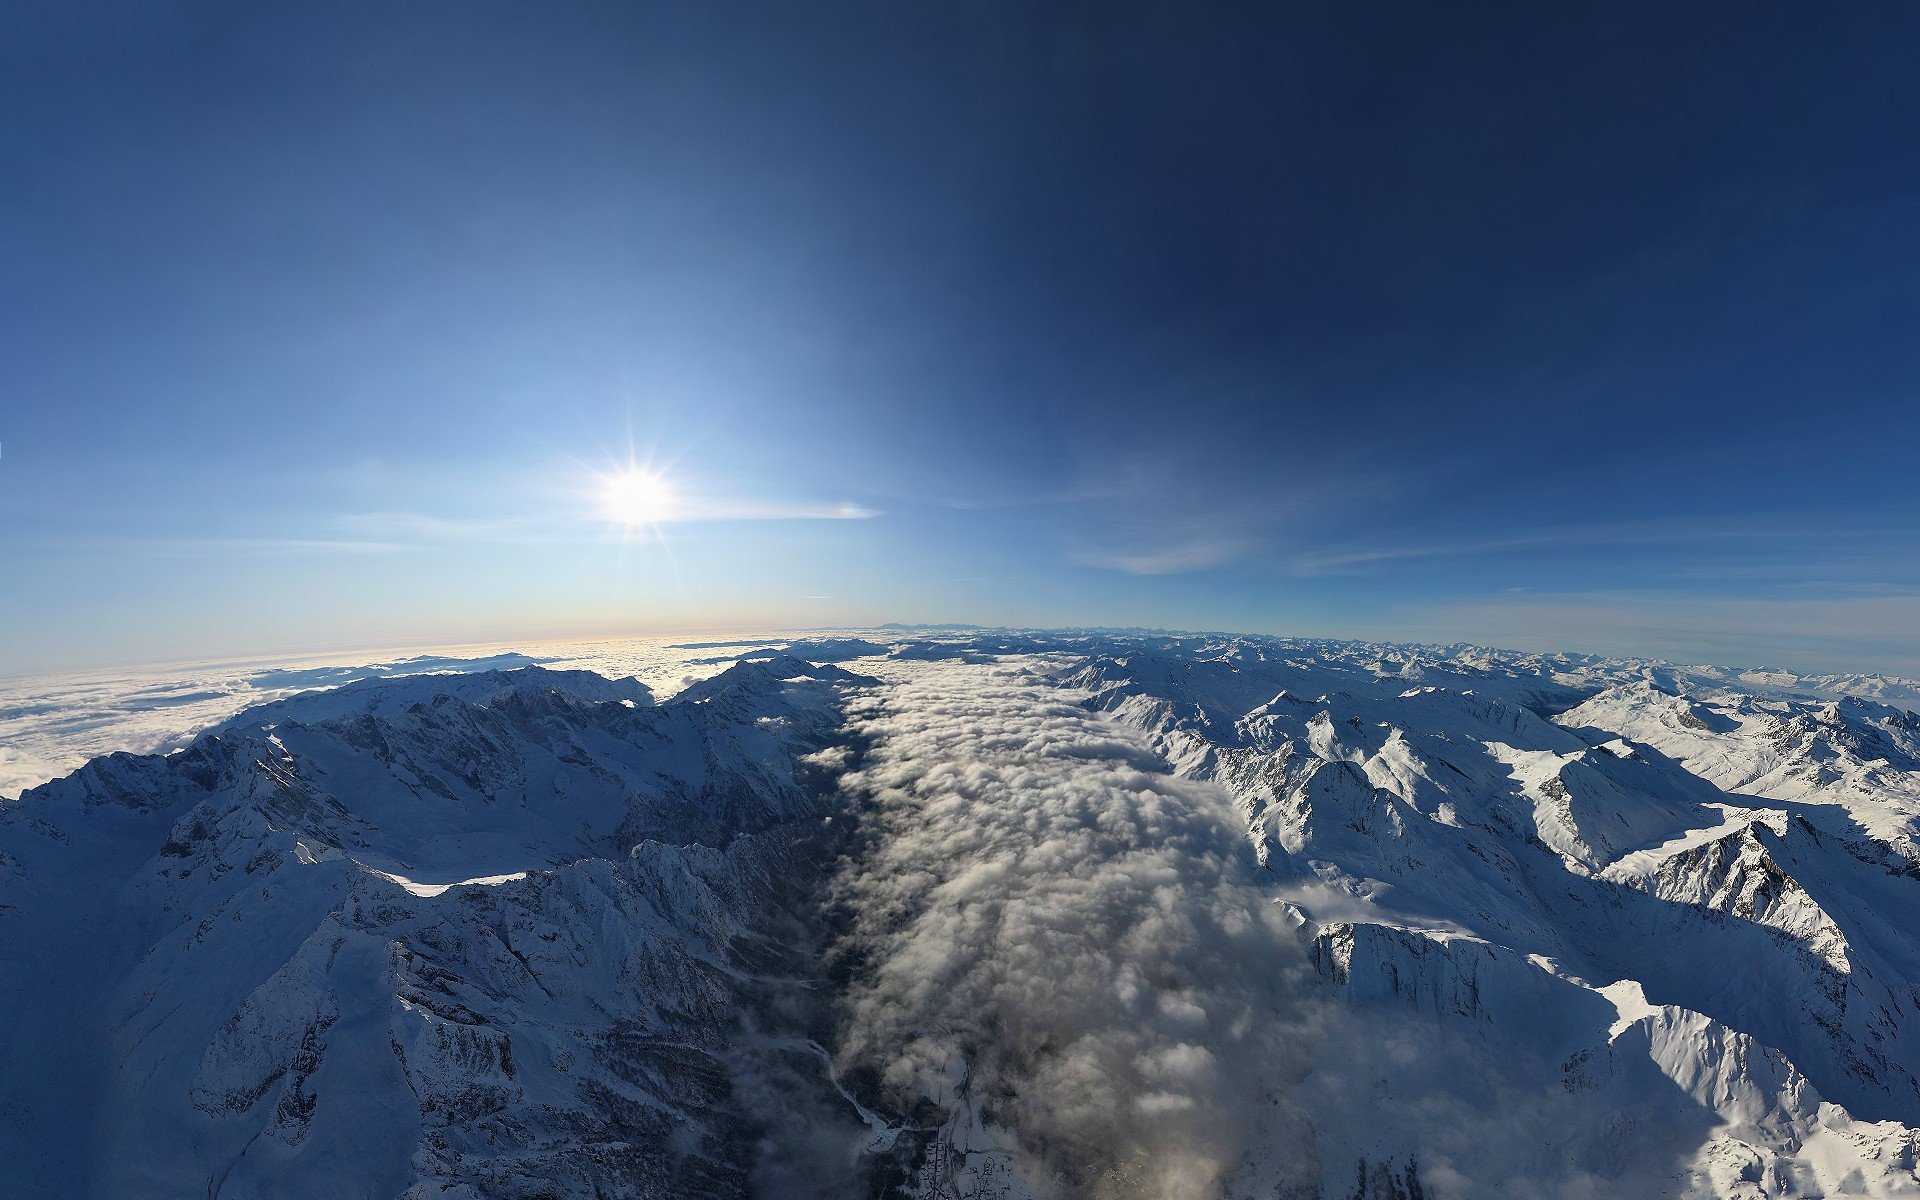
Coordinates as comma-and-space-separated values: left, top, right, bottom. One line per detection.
3, 630, 1919, 1198
0, 657, 868, 1198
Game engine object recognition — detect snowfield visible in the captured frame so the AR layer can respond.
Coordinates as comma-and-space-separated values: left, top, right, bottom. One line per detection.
3, 629, 1920, 1198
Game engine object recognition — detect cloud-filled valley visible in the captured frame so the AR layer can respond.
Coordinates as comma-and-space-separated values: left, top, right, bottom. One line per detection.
828, 656, 1315, 1198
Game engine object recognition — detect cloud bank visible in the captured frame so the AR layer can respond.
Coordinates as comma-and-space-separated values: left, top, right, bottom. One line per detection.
0, 639, 738, 800
828, 657, 1316, 1198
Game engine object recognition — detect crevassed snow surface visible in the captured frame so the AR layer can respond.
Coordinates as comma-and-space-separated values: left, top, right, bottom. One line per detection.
2, 629, 1920, 1198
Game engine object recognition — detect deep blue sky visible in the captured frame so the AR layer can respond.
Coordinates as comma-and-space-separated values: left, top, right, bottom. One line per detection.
4, 3, 1920, 674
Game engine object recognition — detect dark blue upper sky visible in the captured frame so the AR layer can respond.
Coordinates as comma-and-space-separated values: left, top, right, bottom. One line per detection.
4, 2, 1919, 673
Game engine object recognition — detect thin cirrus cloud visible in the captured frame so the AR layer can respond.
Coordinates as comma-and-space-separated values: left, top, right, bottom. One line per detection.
1074, 540, 1247, 576
1067, 501, 1268, 577
337, 498, 881, 543
1284, 516, 1903, 577
1063, 455, 1396, 578
54, 498, 883, 560
668, 499, 881, 522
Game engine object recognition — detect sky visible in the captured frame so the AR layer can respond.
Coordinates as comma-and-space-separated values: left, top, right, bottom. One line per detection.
4, 2, 1920, 676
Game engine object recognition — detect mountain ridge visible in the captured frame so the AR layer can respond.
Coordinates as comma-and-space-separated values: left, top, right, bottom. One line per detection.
3, 633, 1919, 1197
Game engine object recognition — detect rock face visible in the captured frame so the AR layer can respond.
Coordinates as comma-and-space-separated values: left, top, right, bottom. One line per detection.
3, 632, 1920, 1198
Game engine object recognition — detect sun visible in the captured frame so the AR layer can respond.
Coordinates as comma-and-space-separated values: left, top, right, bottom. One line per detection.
601, 467, 677, 527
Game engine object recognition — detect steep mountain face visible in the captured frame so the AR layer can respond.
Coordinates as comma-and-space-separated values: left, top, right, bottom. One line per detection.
3, 632, 1919, 1199
0, 658, 868, 1199
1064, 636, 1920, 1198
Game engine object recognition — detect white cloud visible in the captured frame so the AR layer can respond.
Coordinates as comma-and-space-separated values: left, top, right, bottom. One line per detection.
0, 637, 739, 800
828, 656, 1318, 1198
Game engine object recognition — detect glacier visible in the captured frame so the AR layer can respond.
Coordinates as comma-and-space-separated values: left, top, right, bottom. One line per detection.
2, 630, 1919, 1198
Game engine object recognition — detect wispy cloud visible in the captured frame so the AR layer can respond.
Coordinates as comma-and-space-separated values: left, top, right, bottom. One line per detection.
1076, 540, 1245, 576
1061, 444, 1400, 579
672, 499, 880, 522
338, 499, 879, 542
47, 495, 881, 560
1286, 516, 1812, 575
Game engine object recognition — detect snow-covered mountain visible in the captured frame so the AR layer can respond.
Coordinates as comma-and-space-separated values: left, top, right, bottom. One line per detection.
4, 631, 1919, 1198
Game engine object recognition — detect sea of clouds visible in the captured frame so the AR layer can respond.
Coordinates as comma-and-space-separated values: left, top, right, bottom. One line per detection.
826, 655, 1320, 1199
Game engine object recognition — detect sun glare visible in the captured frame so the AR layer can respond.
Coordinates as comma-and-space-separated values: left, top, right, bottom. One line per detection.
601, 468, 677, 527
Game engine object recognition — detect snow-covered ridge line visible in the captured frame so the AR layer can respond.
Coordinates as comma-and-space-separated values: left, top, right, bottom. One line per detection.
4, 630, 1920, 1198
6, 628, 1916, 803
0, 656, 871, 1198
1061, 633, 1920, 1197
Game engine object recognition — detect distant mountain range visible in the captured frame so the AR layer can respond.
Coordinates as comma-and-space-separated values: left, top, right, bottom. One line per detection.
4, 631, 1919, 1198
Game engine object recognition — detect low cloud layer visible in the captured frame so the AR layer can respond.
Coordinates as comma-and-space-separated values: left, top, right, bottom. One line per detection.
0, 639, 736, 800
828, 657, 1315, 1198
